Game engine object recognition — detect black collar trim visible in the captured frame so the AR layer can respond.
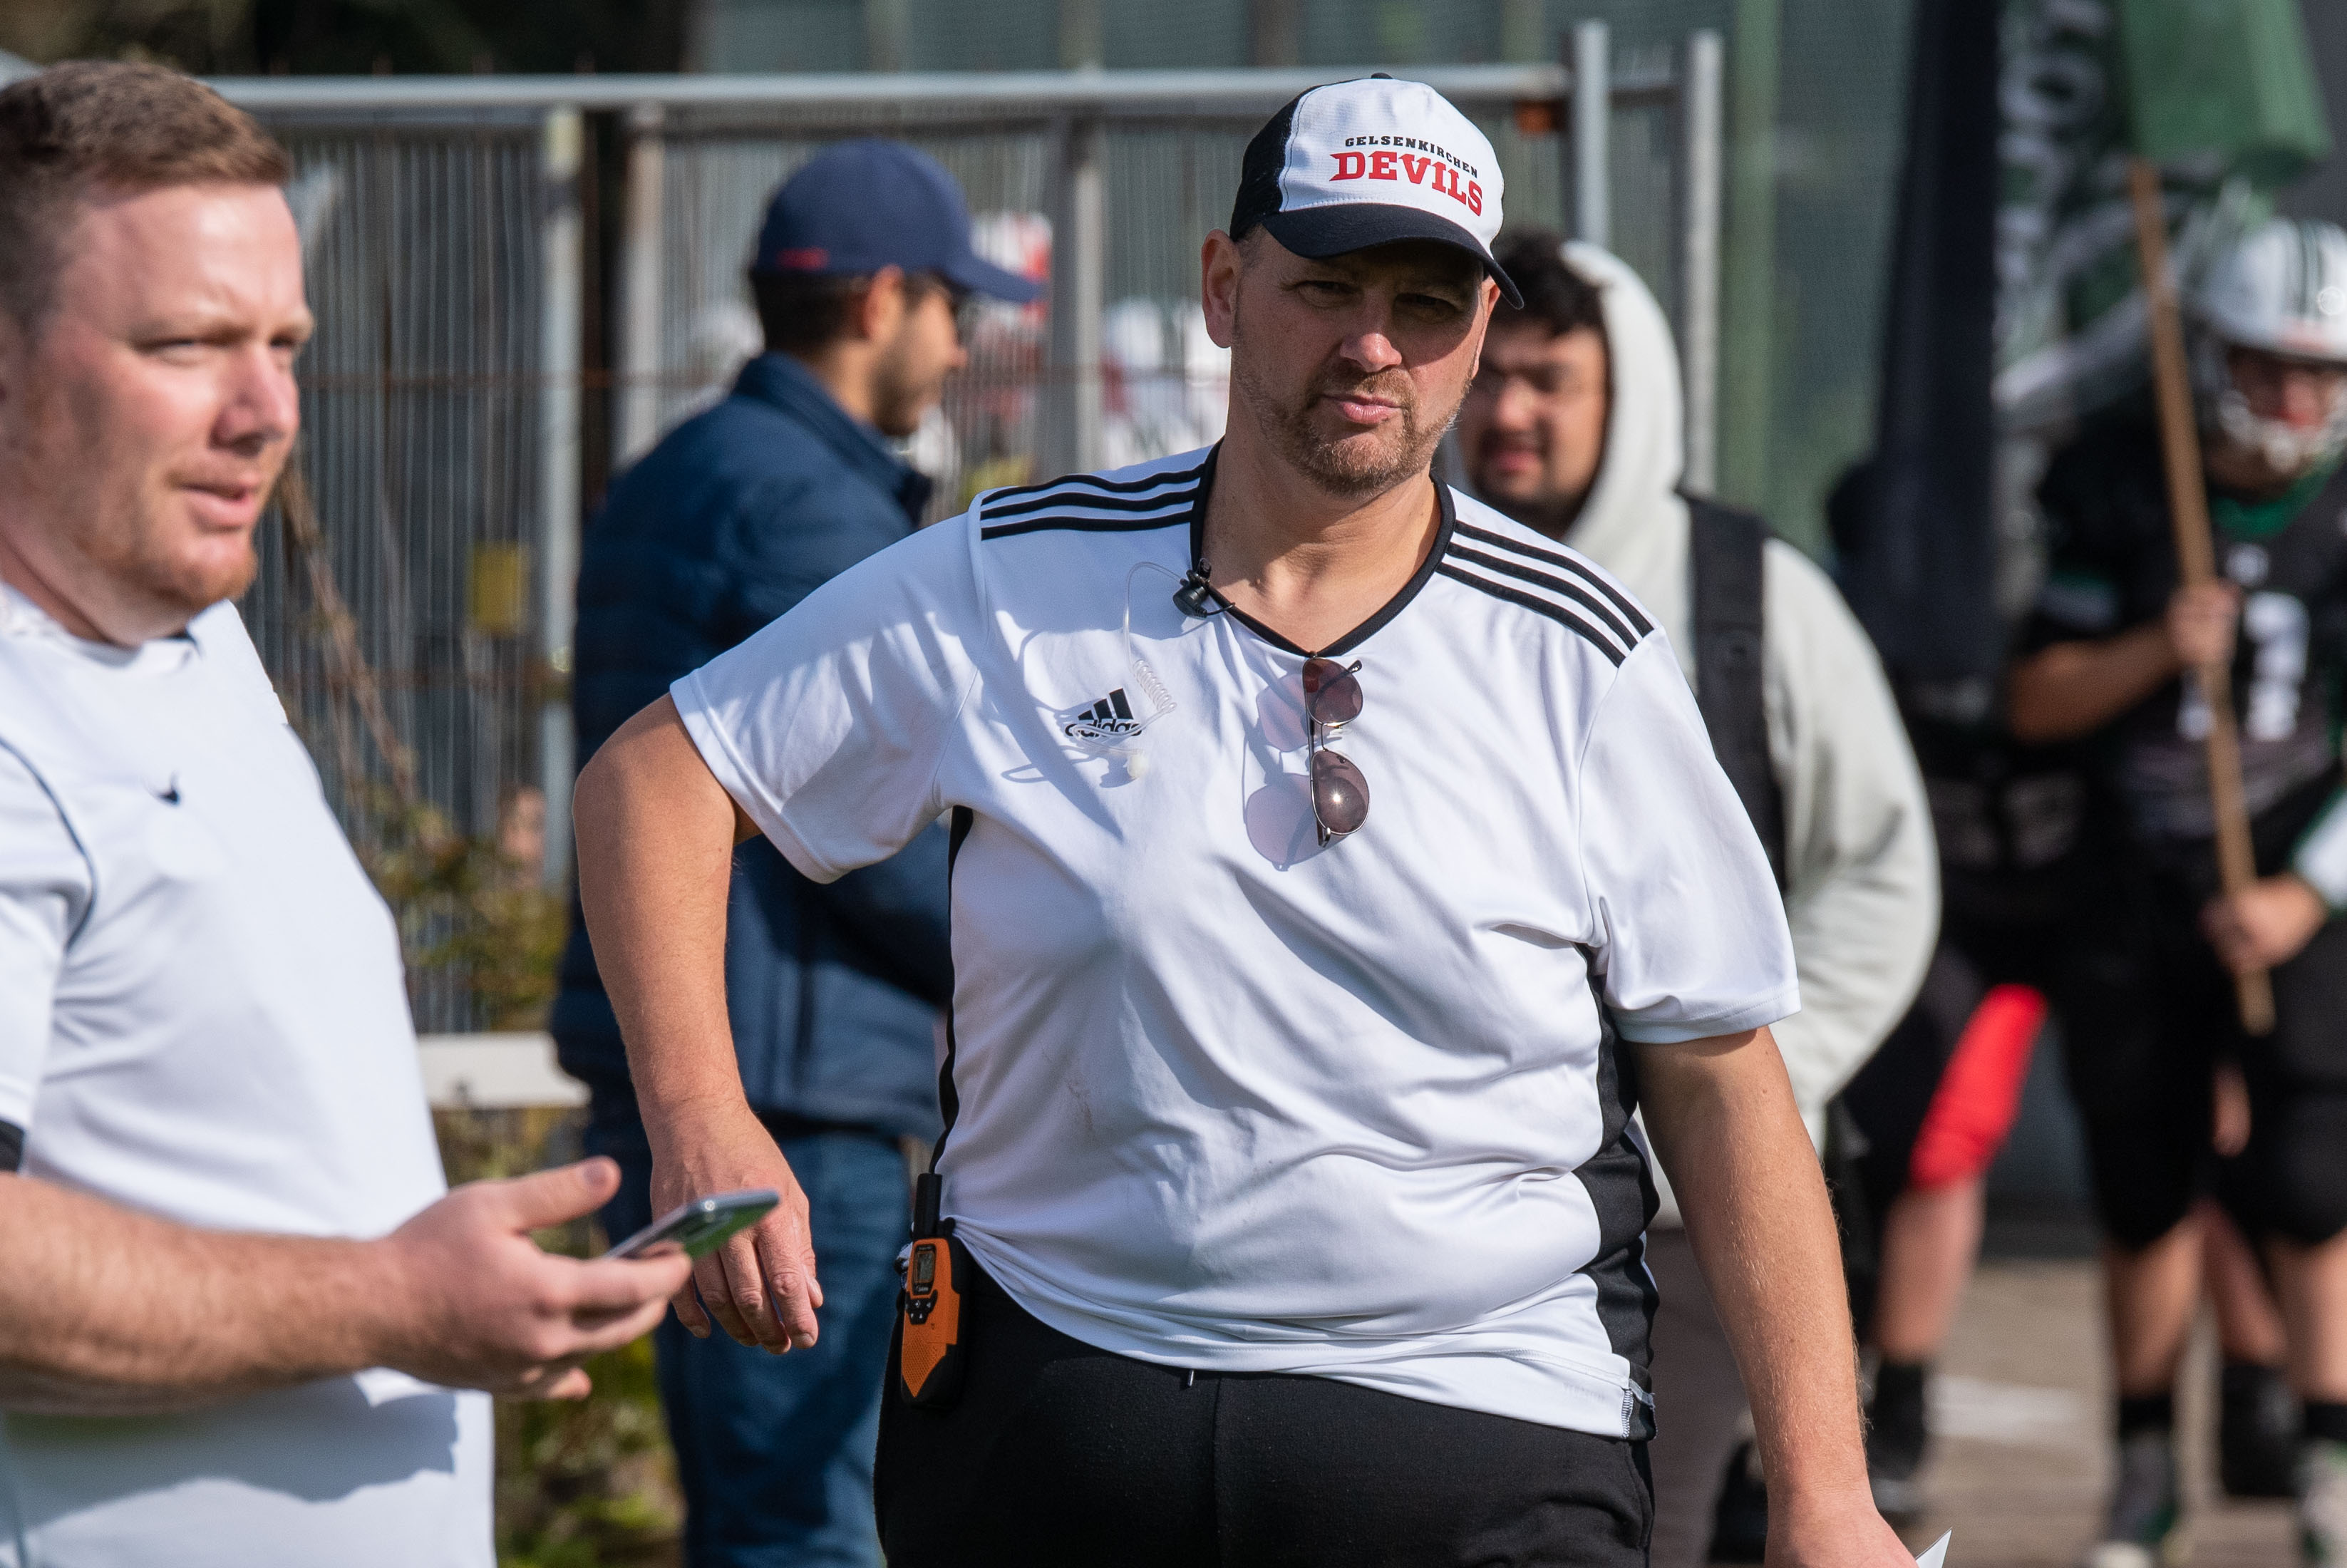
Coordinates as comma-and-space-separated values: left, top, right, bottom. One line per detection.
1186, 448, 1459, 660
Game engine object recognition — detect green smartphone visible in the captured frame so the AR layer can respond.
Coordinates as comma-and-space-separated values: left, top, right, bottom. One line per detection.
604, 1188, 780, 1259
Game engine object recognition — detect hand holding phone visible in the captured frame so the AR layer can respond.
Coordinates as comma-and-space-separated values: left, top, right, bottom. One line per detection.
604, 1188, 780, 1260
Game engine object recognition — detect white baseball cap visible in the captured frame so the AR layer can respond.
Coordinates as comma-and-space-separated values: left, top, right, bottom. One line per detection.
1229, 75, 1521, 306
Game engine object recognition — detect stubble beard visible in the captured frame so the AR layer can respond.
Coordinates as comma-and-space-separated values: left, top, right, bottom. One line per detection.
1231, 343, 1451, 501
74, 470, 264, 634
103, 519, 259, 618
871, 315, 952, 440
4, 364, 266, 642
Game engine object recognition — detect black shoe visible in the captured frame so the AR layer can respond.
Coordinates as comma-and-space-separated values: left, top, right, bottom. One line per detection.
1867, 1361, 1931, 1523
2222, 1361, 2301, 1500
1708, 1441, 1770, 1564
2080, 1431, 2188, 1568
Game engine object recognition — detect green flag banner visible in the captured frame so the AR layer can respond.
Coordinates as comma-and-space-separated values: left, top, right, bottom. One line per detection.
1996, 0, 2333, 431
2121, 0, 2331, 184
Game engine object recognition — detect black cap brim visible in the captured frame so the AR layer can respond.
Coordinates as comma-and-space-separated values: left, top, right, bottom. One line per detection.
1260, 205, 1522, 308
942, 250, 1045, 304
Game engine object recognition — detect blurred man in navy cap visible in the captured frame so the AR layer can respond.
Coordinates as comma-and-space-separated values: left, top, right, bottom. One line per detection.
552, 138, 1038, 1567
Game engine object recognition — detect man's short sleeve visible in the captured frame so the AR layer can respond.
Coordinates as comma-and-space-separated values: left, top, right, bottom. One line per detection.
671, 520, 974, 884
0, 743, 91, 1155
1577, 636, 1800, 1043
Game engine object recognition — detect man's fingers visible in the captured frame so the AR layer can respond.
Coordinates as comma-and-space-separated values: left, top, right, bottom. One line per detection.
758, 1227, 823, 1349
563, 1254, 694, 1315
493, 1157, 621, 1232
567, 1295, 679, 1358
540, 1366, 592, 1401
715, 1230, 790, 1348
672, 1278, 713, 1338
693, 1250, 755, 1346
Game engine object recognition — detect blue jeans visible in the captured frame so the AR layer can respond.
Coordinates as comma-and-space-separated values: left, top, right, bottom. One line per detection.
588, 1096, 909, 1568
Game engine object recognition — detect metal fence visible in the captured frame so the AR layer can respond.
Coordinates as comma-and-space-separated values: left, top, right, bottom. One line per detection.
607, 45, 1719, 489
216, 43, 1718, 1029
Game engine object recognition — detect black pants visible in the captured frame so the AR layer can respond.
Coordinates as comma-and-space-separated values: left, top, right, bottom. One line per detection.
876, 1258, 1654, 1568
2061, 775, 2347, 1249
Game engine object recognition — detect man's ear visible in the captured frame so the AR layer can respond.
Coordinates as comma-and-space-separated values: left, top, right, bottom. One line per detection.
1463, 277, 1502, 381
852, 266, 908, 345
1200, 230, 1242, 350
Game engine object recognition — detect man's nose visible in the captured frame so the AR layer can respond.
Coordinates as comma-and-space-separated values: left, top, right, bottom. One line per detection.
2279, 369, 2336, 430
218, 346, 299, 455
1490, 376, 1541, 430
1338, 308, 1405, 373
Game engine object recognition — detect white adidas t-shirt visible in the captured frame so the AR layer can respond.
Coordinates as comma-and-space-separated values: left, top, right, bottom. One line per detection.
674, 448, 1797, 1437
0, 585, 490, 1567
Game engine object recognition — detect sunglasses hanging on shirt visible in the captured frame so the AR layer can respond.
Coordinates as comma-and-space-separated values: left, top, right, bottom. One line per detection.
1156, 559, 1367, 843
1303, 657, 1368, 844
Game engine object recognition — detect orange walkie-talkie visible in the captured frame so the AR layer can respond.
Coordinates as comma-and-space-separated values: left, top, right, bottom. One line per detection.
897, 1172, 969, 1407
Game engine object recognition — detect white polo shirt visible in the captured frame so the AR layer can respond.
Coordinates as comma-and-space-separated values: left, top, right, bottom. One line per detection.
674, 448, 1797, 1438
0, 586, 490, 1567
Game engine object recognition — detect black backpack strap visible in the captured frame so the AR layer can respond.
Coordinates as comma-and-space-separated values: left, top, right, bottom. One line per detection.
913, 805, 976, 1239
1686, 497, 1788, 888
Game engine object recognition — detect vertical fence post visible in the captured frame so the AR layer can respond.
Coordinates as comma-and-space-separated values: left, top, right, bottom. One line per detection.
865, 0, 908, 71
618, 102, 666, 468
1570, 21, 1611, 250
1498, 0, 1543, 62
1720, 0, 1780, 509
1676, 31, 1725, 495
1058, 0, 1103, 70
537, 106, 583, 889
1051, 110, 1105, 478
1249, 0, 1302, 66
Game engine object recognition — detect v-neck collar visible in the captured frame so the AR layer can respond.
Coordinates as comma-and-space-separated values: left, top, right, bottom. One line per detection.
1183, 443, 1460, 659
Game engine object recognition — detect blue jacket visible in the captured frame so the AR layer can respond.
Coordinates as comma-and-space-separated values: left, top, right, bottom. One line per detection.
552, 353, 951, 1139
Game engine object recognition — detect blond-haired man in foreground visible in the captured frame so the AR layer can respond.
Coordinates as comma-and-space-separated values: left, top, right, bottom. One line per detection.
0, 62, 686, 1566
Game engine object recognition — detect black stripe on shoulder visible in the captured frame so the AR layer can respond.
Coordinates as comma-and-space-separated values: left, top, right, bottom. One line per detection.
980, 511, 1192, 540
1452, 521, 1654, 638
1435, 564, 1629, 665
980, 482, 1198, 522
976, 460, 1209, 509
1445, 544, 1640, 650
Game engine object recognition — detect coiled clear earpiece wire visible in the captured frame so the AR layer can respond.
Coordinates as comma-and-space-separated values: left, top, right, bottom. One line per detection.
1063, 562, 1189, 778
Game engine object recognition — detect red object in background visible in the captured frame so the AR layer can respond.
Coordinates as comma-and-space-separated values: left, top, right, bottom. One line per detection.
1908, 983, 2048, 1190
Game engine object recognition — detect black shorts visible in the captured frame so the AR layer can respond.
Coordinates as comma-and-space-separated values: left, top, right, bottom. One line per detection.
2060, 775, 2347, 1248
875, 1257, 1654, 1568
1841, 881, 2137, 1256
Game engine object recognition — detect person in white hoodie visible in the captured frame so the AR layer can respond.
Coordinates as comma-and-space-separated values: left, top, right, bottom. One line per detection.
1458, 234, 1938, 1568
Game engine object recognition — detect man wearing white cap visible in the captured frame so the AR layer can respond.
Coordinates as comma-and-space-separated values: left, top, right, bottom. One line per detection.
576, 77, 1913, 1565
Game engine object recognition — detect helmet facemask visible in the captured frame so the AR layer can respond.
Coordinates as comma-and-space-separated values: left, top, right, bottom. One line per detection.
2188, 217, 2347, 484
2193, 329, 2347, 483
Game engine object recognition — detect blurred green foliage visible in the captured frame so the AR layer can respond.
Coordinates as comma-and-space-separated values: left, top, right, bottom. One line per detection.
366, 792, 569, 1031
435, 1107, 684, 1568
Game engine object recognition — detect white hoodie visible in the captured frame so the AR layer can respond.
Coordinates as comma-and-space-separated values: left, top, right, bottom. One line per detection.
1530, 244, 1938, 1212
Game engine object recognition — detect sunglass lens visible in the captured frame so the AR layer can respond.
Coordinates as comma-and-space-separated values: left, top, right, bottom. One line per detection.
1301, 658, 1363, 726
1311, 748, 1370, 837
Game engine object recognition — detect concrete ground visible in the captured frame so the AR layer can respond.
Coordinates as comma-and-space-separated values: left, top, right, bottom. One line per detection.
1891, 1259, 2297, 1568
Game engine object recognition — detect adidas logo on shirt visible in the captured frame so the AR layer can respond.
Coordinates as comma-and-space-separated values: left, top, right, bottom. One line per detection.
1063, 688, 1145, 742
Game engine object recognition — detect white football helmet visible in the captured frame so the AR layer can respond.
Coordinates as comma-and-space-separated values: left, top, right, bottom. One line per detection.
2189, 217, 2347, 477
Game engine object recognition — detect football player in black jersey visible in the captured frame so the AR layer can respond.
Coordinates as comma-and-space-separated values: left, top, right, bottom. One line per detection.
2010, 217, 2347, 1568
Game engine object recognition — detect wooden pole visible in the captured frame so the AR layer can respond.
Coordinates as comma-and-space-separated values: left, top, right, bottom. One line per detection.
2126, 157, 2275, 1035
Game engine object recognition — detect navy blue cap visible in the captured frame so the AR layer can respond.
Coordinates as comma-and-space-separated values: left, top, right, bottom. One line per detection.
751, 139, 1043, 304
